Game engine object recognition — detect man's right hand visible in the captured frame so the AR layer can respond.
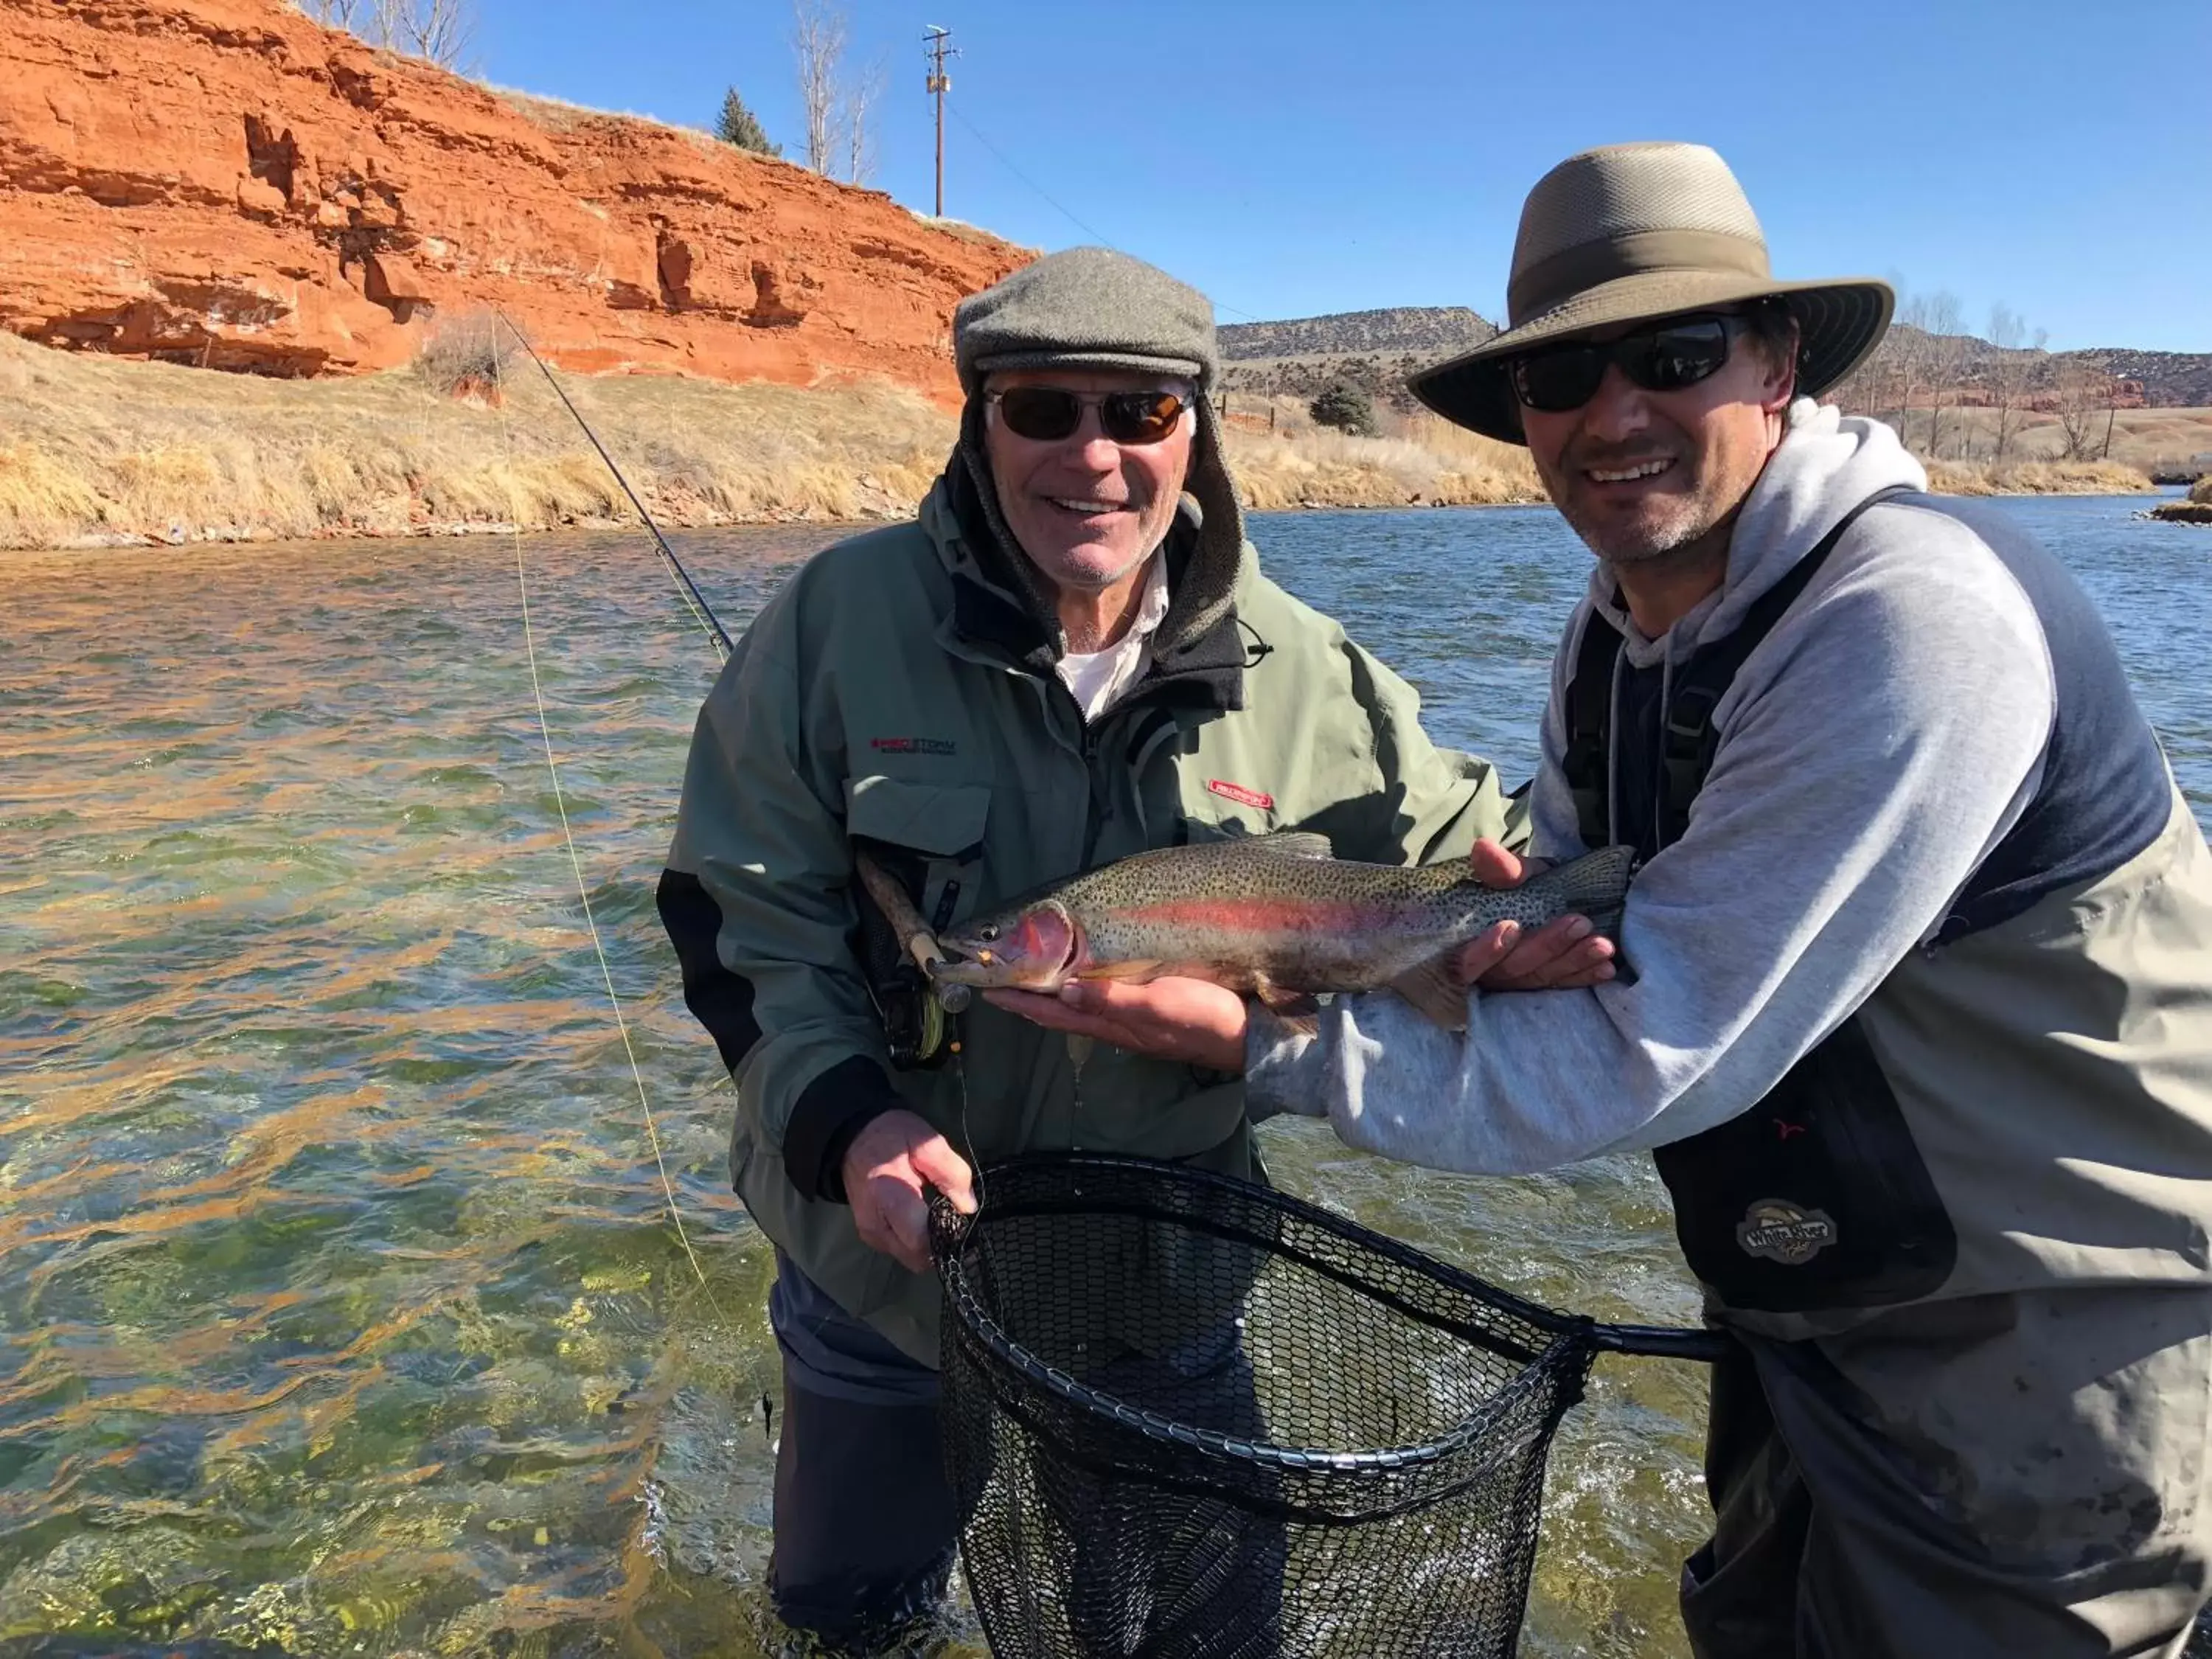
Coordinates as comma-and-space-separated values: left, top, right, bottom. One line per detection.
841, 1109, 976, 1273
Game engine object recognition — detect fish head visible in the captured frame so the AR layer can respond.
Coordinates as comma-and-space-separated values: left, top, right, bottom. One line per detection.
933, 898, 1081, 990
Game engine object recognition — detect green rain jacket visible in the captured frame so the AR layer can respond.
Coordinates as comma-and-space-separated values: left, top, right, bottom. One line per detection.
658, 465, 1520, 1364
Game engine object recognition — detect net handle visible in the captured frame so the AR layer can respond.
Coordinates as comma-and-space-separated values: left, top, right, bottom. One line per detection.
1587, 1322, 1735, 1363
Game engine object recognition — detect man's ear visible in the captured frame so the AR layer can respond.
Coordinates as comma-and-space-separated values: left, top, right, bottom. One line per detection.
1763, 330, 1801, 414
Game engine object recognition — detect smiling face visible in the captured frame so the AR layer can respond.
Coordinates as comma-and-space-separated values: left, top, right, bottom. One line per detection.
1517, 315, 1796, 568
981, 366, 1196, 594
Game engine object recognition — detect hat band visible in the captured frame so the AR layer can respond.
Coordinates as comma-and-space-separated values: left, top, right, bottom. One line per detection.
1507, 229, 1771, 326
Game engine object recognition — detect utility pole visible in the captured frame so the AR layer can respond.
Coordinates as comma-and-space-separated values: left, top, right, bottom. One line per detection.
923, 25, 956, 218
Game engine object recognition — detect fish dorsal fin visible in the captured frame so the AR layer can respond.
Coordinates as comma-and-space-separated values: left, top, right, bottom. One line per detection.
1233, 830, 1334, 860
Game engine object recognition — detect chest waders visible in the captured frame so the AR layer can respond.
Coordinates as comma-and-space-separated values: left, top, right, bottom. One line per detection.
1562, 489, 1960, 1313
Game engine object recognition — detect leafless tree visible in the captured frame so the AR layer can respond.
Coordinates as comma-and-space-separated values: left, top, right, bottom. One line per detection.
301, 0, 473, 68
1884, 290, 1931, 445
376, 0, 473, 69
842, 59, 886, 186
2051, 360, 2112, 460
299, 0, 369, 29
1984, 305, 2049, 465
793, 0, 849, 175
1919, 290, 1966, 459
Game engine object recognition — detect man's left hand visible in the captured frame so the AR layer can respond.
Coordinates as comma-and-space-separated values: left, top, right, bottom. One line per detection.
1455, 838, 1618, 991
983, 977, 1248, 1072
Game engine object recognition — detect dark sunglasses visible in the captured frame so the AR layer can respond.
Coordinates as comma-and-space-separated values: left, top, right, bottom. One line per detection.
987, 386, 1191, 445
1509, 314, 1750, 413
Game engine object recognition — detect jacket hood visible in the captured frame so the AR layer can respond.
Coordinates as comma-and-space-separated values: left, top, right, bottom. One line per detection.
1588, 399, 1927, 669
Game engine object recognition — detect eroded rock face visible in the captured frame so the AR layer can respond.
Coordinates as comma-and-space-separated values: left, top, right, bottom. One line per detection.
0, 0, 1027, 389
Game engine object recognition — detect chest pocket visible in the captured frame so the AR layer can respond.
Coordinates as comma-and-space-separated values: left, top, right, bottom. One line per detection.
846, 776, 991, 1072
846, 775, 991, 928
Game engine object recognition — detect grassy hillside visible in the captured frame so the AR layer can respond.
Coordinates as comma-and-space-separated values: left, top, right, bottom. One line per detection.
3, 325, 2162, 552
0, 333, 1546, 549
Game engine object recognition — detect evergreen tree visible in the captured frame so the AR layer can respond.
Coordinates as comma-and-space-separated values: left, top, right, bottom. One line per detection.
1309, 379, 1378, 437
716, 88, 781, 156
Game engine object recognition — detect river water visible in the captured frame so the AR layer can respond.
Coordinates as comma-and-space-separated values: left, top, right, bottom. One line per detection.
2, 495, 2205, 1658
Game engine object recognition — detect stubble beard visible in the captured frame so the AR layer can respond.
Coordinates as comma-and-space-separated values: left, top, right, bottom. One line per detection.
1037, 533, 1158, 595
1537, 451, 1726, 570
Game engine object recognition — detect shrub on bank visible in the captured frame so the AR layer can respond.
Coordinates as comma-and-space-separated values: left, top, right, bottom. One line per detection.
414, 310, 522, 400
1308, 380, 1380, 438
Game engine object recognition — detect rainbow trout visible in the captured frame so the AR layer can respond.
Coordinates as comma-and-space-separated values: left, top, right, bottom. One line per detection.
931, 834, 1635, 1030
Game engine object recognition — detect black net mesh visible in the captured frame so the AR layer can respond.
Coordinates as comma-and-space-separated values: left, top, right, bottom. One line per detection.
931, 1155, 1601, 1659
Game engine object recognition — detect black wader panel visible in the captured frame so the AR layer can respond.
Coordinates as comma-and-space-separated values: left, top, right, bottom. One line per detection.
1564, 490, 1958, 1313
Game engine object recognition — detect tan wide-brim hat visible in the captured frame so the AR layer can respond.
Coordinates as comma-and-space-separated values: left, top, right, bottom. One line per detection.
1410, 142, 1895, 445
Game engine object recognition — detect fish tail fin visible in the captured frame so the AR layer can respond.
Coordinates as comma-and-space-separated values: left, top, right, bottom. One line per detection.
1538, 844, 1638, 946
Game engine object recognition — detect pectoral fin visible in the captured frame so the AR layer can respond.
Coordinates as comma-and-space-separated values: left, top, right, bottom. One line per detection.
1386, 952, 1470, 1032
1250, 974, 1321, 1021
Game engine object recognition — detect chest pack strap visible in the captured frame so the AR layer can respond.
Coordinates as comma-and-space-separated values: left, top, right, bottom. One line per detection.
1564, 487, 1912, 852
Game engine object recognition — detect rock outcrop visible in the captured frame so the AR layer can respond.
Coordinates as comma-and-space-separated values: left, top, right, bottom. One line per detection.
1217, 307, 1498, 363
0, 0, 1028, 392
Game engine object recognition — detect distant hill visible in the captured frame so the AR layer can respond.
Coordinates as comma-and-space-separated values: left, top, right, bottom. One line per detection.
1217, 307, 2212, 416
1218, 306, 1497, 361
1878, 328, 2212, 408
2067, 349, 2212, 409
1217, 307, 1499, 410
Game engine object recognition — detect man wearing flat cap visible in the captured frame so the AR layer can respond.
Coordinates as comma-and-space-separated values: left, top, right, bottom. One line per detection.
655, 246, 1604, 1648
1132, 143, 2212, 1654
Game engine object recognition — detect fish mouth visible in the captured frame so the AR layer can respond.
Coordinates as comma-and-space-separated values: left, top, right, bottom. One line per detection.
933, 908, 1082, 990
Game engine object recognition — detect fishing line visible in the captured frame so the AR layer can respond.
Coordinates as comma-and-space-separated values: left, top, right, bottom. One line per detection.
486, 336, 725, 1314
495, 310, 733, 664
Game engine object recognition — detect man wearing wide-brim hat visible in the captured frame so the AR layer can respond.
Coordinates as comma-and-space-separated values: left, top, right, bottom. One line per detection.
1133, 142, 2212, 1653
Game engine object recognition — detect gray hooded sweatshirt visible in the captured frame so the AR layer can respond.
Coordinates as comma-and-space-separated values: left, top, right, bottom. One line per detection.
1248, 400, 2212, 1328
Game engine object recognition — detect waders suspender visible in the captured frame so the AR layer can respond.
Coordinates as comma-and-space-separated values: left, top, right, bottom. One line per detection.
1556, 487, 1957, 1314
1562, 489, 1912, 853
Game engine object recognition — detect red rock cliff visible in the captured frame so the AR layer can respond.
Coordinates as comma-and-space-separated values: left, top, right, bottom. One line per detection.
0, 0, 1029, 392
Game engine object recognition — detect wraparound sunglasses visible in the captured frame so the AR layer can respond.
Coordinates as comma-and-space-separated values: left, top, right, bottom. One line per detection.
986, 386, 1192, 445
1509, 313, 1753, 413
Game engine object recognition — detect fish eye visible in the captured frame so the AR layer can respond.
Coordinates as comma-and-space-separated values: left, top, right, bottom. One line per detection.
977, 924, 999, 942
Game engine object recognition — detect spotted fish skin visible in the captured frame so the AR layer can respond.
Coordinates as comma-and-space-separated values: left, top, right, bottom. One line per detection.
931, 835, 1635, 1022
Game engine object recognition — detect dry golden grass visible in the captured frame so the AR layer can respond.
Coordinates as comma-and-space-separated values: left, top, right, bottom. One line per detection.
1226, 426, 1543, 509
2150, 475, 2212, 523
1923, 458, 2154, 495
0, 334, 1544, 549
0, 330, 2183, 552
1882, 403, 2212, 472
0, 332, 959, 549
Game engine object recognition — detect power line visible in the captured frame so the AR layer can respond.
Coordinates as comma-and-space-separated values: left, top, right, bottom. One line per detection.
939, 96, 1262, 322
943, 96, 1114, 248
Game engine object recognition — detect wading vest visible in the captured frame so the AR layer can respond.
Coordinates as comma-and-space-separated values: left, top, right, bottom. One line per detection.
1562, 489, 2200, 1315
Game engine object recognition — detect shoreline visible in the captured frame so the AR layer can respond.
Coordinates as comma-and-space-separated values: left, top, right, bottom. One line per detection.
10, 483, 2180, 556
0, 332, 2168, 554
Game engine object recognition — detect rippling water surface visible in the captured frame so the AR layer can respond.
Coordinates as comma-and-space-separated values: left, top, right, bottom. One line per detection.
3, 495, 2205, 1657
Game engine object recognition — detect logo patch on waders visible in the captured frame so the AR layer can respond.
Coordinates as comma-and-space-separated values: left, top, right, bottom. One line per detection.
1736, 1199, 1838, 1265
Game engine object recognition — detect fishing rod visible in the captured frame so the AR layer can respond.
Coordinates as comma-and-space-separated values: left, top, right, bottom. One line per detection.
483, 319, 735, 1312
493, 310, 733, 662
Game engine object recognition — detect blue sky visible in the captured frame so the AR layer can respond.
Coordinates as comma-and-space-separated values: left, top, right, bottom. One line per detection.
472, 0, 2211, 352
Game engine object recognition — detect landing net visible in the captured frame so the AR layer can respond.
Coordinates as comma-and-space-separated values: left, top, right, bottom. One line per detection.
932, 1155, 1634, 1659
